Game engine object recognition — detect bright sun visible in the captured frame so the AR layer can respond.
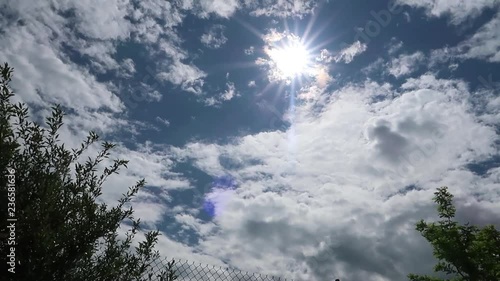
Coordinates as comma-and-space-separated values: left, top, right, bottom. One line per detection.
268, 42, 310, 79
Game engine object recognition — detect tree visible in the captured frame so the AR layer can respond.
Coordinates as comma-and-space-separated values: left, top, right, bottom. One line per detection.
408, 187, 500, 281
0, 62, 175, 280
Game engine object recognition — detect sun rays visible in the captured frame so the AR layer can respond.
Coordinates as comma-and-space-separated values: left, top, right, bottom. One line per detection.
229, 8, 339, 90
265, 35, 313, 81
268, 43, 310, 78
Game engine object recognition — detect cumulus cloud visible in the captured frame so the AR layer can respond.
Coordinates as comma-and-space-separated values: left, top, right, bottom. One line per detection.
334, 41, 368, 64
201, 24, 228, 49
171, 74, 499, 280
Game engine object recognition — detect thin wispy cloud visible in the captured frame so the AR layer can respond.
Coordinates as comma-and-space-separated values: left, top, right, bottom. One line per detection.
387, 51, 426, 78
201, 24, 228, 49
334, 41, 368, 63
396, 0, 499, 24
244, 46, 255, 55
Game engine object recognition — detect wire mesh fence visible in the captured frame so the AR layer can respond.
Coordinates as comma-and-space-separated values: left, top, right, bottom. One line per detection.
145, 257, 292, 281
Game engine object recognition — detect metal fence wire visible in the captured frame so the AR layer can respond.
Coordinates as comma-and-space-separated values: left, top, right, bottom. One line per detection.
145, 257, 292, 281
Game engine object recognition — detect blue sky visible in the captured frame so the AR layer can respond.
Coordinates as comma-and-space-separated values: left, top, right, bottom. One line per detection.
1, 0, 500, 280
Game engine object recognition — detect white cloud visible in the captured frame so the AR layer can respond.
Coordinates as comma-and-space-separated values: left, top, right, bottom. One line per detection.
262, 28, 288, 43
92, 142, 194, 217
403, 11, 411, 22
74, 40, 121, 73
428, 13, 500, 65
204, 82, 238, 106
132, 200, 169, 227
428, 46, 458, 67
170, 74, 499, 280
147, 90, 162, 102
117, 58, 136, 78
0, 26, 123, 112
317, 49, 333, 63
179, 0, 240, 18
2, 0, 190, 79
3, 1, 500, 280
244, 46, 255, 55
156, 60, 206, 95
56, 0, 132, 40
175, 214, 216, 236
246, 0, 319, 18
248, 80, 257, 87
201, 24, 228, 49
222, 82, 237, 101
362, 58, 385, 75
298, 66, 333, 100
387, 38, 404, 55
0, 2, 208, 262
121, 58, 136, 74
456, 13, 500, 62
387, 51, 426, 78
122, 82, 163, 105
334, 41, 368, 64
156, 116, 171, 127
297, 84, 325, 101
448, 63, 459, 72
130, 1, 184, 43
200, 0, 240, 17
396, 0, 499, 24
129, 227, 223, 266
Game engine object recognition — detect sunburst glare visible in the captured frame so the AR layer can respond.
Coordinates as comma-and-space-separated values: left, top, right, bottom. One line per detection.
230, 12, 340, 94
267, 40, 311, 79
258, 31, 320, 84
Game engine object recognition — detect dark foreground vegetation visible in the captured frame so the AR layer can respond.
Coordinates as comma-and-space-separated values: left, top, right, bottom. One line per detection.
0, 63, 174, 280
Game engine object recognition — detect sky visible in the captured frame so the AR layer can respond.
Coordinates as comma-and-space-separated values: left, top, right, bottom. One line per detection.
1, 0, 500, 280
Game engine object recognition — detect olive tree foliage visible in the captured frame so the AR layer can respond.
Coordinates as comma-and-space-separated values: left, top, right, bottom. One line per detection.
0, 63, 176, 281
408, 187, 500, 281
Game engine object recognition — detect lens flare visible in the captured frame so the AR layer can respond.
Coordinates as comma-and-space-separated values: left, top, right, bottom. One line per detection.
268, 42, 311, 78
203, 175, 238, 217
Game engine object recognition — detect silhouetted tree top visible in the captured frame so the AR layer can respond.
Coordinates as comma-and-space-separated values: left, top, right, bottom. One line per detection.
408, 186, 500, 281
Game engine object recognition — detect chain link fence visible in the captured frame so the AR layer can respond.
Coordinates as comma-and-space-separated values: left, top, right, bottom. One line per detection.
145, 257, 293, 281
